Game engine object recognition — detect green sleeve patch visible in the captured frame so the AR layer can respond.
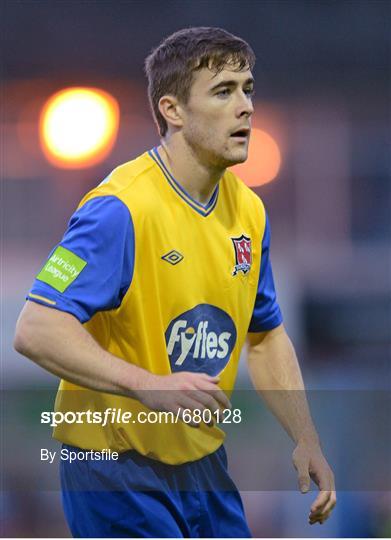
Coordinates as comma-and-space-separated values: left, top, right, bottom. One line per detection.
36, 246, 87, 293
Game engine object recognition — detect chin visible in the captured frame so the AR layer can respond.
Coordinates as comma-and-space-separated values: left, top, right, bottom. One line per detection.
206, 146, 248, 169
224, 150, 248, 167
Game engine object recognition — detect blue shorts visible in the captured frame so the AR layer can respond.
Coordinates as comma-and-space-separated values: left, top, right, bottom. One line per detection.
60, 444, 251, 538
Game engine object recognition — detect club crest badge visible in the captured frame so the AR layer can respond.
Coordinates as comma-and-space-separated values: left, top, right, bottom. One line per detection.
231, 234, 252, 276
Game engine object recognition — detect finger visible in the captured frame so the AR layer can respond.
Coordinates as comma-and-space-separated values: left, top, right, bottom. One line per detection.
321, 509, 334, 522
194, 384, 231, 410
204, 388, 231, 410
176, 397, 206, 427
308, 491, 337, 524
309, 508, 330, 524
292, 458, 311, 493
309, 516, 323, 525
310, 490, 332, 514
309, 509, 332, 525
309, 507, 331, 524
298, 472, 311, 493
180, 392, 219, 426
178, 394, 209, 412
192, 375, 230, 404
193, 383, 232, 410
177, 394, 223, 427
311, 492, 336, 519
186, 390, 224, 414
181, 388, 219, 409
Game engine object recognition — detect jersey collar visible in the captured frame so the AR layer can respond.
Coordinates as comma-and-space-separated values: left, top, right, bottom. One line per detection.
148, 147, 219, 217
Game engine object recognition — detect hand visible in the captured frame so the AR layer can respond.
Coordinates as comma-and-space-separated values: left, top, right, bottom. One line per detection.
133, 371, 231, 426
292, 440, 337, 525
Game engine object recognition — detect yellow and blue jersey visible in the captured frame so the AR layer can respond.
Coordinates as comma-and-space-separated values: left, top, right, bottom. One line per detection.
27, 147, 282, 464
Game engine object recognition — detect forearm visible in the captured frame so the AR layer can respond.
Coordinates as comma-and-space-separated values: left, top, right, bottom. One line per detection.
14, 301, 150, 396
247, 325, 319, 444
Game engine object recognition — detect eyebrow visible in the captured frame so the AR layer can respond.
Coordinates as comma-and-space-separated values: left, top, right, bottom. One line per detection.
209, 77, 255, 92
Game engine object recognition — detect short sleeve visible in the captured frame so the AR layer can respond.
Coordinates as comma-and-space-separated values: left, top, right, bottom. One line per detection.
248, 212, 283, 332
27, 196, 135, 323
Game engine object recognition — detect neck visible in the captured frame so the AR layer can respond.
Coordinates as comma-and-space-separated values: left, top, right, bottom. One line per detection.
159, 134, 225, 205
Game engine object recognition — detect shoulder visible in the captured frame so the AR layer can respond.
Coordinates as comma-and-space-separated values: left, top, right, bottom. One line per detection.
77, 151, 157, 211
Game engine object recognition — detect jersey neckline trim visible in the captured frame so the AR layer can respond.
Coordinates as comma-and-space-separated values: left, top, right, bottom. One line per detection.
148, 147, 219, 217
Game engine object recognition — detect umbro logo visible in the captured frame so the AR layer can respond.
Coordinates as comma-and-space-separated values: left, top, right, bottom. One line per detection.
161, 250, 184, 265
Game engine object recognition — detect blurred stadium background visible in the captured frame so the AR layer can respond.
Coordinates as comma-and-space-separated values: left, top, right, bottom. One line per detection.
2, 0, 390, 537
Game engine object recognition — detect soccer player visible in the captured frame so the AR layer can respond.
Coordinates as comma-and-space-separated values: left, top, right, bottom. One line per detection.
14, 27, 336, 537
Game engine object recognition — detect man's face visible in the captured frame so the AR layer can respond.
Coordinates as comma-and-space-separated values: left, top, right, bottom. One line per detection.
180, 65, 254, 168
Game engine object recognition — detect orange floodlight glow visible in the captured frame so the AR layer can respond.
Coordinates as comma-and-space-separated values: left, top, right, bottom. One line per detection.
231, 128, 281, 186
40, 87, 120, 169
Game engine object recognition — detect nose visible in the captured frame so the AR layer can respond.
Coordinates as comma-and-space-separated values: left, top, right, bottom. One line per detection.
236, 90, 254, 118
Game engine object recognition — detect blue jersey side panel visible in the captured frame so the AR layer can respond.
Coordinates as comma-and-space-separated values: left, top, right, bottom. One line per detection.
248, 213, 283, 332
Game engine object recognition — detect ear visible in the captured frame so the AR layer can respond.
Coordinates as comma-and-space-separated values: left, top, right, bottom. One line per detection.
158, 95, 184, 130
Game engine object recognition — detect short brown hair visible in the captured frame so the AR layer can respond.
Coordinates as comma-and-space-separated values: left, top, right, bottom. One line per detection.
144, 27, 256, 137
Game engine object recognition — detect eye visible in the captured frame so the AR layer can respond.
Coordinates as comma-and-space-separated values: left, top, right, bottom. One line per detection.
244, 87, 255, 97
216, 88, 231, 97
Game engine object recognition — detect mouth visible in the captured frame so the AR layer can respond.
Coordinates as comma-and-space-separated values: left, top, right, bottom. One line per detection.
229, 128, 250, 142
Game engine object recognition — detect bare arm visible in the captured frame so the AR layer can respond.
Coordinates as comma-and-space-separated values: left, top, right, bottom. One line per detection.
14, 301, 150, 395
247, 324, 318, 443
247, 324, 336, 525
14, 301, 230, 420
